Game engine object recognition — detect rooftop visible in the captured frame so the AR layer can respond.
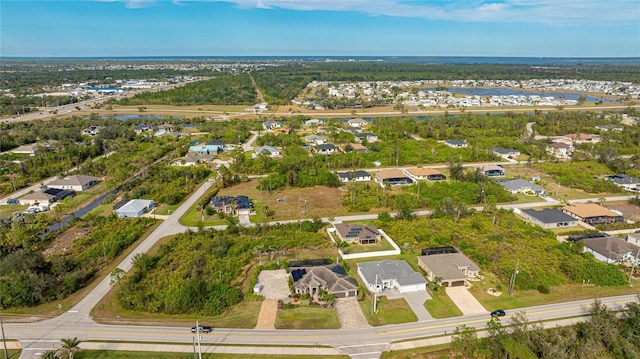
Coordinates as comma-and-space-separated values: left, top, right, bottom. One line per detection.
404, 168, 443, 177
583, 236, 640, 261
357, 260, 427, 287
562, 203, 620, 219
418, 253, 480, 281
376, 169, 410, 180
521, 208, 577, 224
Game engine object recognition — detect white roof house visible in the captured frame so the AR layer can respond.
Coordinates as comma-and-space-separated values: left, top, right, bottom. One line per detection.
253, 146, 281, 158
48, 175, 99, 192
116, 199, 155, 218
347, 118, 368, 127
357, 260, 427, 293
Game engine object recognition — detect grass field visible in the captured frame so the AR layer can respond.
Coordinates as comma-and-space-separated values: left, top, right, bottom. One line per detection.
341, 236, 395, 254
75, 350, 346, 359
274, 306, 340, 329
4, 350, 21, 359
424, 288, 463, 319
359, 296, 418, 326
380, 345, 451, 359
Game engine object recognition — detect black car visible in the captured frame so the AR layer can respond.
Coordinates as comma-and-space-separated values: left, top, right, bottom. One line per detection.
191, 325, 213, 333
490, 309, 506, 317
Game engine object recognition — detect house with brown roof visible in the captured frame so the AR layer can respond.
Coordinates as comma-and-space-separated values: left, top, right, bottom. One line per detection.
333, 223, 381, 245
402, 167, 446, 181
375, 169, 413, 187
546, 142, 574, 159
347, 143, 368, 153
476, 164, 505, 177
290, 264, 358, 298
418, 250, 480, 287
561, 203, 624, 225
562, 133, 600, 144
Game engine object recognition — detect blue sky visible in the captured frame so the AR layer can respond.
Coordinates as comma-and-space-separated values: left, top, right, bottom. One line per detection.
1, 0, 639, 57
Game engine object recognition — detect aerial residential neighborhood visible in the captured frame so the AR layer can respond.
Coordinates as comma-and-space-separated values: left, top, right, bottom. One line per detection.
1, 2, 640, 357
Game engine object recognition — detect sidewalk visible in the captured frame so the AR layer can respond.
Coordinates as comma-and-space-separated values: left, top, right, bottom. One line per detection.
79, 342, 342, 356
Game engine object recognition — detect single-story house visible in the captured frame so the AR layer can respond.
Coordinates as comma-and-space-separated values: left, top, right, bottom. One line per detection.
546, 142, 574, 159
48, 175, 99, 192
134, 123, 153, 134
444, 139, 468, 148
562, 133, 598, 144
626, 233, 640, 246
188, 143, 221, 154
304, 134, 327, 145
477, 164, 505, 177
375, 169, 413, 187
10, 140, 56, 156
115, 199, 155, 218
333, 223, 381, 245
262, 120, 283, 131
206, 139, 225, 150
337, 170, 372, 182
155, 124, 174, 136
253, 146, 281, 158
582, 236, 640, 265
347, 143, 368, 153
210, 196, 252, 216
357, 260, 427, 293
172, 153, 214, 166
519, 208, 578, 229
417, 251, 480, 287
341, 127, 362, 134
561, 203, 625, 225
315, 143, 339, 155
495, 178, 544, 195
82, 125, 101, 136
595, 124, 623, 132
606, 174, 640, 191
355, 133, 378, 143
347, 118, 368, 127
19, 188, 75, 206
290, 264, 358, 298
493, 147, 520, 158
273, 128, 293, 135
304, 119, 325, 128
403, 168, 446, 181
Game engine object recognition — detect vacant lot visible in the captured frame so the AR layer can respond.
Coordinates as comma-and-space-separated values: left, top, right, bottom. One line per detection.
275, 306, 340, 329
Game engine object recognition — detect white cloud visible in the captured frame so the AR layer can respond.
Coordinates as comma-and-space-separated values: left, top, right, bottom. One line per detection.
103, 0, 640, 24
207, 0, 640, 24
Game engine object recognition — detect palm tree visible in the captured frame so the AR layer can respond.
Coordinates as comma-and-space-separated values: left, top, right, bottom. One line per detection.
41, 350, 57, 359
58, 337, 81, 359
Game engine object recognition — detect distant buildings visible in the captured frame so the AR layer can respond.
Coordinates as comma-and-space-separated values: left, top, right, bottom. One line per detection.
444, 140, 468, 148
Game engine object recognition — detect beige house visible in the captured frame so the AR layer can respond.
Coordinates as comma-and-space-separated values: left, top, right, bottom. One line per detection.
418, 252, 480, 287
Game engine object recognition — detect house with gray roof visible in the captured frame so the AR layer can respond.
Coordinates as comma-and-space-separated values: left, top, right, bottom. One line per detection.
304, 134, 327, 145
495, 178, 544, 195
583, 236, 640, 265
115, 199, 155, 218
626, 233, 640, 246
48, 175, 99, 192
606, 174, 640, 191
519, 208, 578, 229
290, 264, 358, 298
337, 170, 371, 183
418, 251, 480, 287
252, 146, 281, 158
357, 260, 427, 293
493, 147, 520, 158
444, 139, 468, 148
315, 143, 339, 155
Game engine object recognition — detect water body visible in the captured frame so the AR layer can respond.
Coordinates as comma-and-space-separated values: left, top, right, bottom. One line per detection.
43, 191, 114, 236
20, 56, 640, 66
421, 87, 616, 103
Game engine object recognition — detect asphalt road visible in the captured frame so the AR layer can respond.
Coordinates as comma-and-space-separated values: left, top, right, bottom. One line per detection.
6, 295, 638, 358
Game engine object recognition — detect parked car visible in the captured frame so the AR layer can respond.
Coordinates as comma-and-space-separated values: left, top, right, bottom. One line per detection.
191, 325, 213, 333
490, 309, 506, 317
6, 199, 18, 205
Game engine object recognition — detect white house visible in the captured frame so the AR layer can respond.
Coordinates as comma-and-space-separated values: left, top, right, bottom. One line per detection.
116, 199, 155, 218
304, 134, 327, 145
347, 118, 368, 127
444, 139, 468, 148
357, 260, 427, 293
315, 144, 339, 155
355, 133, 378, 143
253, 146, 281, 158
583, 236, 640, 265
337, 170, 372, 182
626, 233, 640, 246
261, 120, 282, 131
48, 175, 99, 192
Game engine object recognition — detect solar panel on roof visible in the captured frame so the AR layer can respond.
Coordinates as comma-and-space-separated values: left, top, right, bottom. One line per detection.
291, 269, 307, 282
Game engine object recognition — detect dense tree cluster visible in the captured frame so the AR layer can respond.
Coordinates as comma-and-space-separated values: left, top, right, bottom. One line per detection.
116, 222, 329, 315
451, 300, 640, 359
0, 216, 154, 308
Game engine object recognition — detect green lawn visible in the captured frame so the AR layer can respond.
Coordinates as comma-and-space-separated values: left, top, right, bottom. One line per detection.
5, 349, 21, 359
275, 306, 340, 329
0, 204, 27, 218
424, 287, 463, 319
76, 350, 346, 359
380, 344, 450, 359
341, 236, 395, 254
359, 296, 417, 326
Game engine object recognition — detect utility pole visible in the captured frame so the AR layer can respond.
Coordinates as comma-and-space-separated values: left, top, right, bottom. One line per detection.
195, 320, 202, 359
629, 248, 640, 284
1, 313, 8, 359
508, 262, 519, 296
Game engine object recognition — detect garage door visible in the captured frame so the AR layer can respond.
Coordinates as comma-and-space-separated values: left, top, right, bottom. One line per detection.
451, 281, 465, 287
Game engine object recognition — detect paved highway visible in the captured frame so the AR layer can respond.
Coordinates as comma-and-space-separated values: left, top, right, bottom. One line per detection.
6, 295, 638, 357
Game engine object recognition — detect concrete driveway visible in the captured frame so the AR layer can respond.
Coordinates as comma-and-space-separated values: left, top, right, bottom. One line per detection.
445, 287, 487, 315
257, 269, 290, 299
385, 290, 433, 321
